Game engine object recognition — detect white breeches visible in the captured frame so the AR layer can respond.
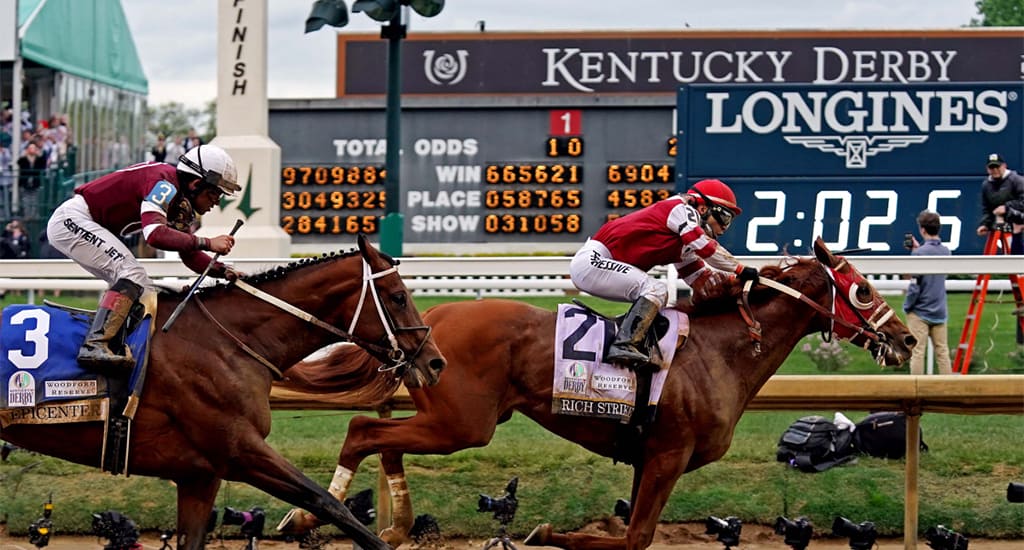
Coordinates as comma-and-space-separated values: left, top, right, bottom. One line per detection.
569, 239, 668, 308
46, 194, 150, 288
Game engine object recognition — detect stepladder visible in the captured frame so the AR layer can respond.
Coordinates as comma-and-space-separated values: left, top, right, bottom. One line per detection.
952, 227, 1024, 374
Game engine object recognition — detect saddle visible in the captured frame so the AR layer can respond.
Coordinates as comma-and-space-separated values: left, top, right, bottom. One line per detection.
0, 291, 158, 475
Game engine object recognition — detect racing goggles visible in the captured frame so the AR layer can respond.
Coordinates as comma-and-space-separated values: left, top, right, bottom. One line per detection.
692, 188, 736, 230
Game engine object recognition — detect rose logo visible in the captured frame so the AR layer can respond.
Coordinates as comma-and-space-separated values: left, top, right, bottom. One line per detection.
423, 49, 469, 86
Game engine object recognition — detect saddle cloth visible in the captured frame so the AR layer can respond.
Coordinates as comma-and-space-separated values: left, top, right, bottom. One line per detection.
0, 304, 151, 426
551, 303, 687, 423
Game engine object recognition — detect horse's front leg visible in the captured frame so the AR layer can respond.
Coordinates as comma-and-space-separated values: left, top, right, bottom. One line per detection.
175, 476, 221, 550
624, 450, 689, 550
230, 438, 390, 550
377, 450, 413, 546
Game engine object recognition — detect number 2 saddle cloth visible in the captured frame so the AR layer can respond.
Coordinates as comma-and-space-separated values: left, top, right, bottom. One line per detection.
552, 303, 688, 424
0, 302, 153, 429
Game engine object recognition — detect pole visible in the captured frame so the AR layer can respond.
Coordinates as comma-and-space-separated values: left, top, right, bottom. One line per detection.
11, 43, 22, 215
379, 9, 405, 257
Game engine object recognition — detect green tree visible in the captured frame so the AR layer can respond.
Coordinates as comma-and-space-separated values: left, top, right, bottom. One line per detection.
970, 0, 1024, 26
144, 101, 204, 140
201, 99, 217, 143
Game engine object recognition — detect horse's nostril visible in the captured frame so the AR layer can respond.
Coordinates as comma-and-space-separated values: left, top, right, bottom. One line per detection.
430, 358, 446, 372
905, 335, 918, 348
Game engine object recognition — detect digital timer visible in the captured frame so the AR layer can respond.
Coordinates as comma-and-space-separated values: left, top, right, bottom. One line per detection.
720, 179, 976, 254
485, 164, 583, 185
606, 189, 673, 209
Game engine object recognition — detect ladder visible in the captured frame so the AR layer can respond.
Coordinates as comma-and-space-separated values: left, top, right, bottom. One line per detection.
952, 227, 1024, 374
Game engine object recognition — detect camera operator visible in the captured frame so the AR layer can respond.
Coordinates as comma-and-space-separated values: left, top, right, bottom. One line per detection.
903, 210, 952, 375
976, 153, 1024, 359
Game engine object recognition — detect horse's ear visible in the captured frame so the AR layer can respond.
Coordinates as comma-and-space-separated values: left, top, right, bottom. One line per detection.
357, 233, 372, 260
813, 237, 837, 267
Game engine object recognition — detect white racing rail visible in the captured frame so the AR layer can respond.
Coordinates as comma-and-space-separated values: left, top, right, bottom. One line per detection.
0, 255, 1019, 302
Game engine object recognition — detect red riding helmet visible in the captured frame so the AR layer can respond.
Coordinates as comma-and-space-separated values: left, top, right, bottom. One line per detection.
686, 179, 741, 215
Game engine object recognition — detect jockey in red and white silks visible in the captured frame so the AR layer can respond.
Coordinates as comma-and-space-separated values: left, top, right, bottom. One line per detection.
46, 145, 242, 372
569, 179, 759, 367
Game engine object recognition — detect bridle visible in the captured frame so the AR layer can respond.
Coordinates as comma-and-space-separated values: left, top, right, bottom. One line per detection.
736, 258, 895, 363
194, 257, 432, 379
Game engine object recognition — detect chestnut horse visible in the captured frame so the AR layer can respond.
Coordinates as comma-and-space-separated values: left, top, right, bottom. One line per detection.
276, 238, 915, 550
0, 235, 445, 550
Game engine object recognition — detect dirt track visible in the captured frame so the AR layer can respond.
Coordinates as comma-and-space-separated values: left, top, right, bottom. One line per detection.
1, 521, 1020, 550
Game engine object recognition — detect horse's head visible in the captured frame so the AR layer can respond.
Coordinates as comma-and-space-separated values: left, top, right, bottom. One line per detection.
349, 234, 446, 388
811, 238, 916, 366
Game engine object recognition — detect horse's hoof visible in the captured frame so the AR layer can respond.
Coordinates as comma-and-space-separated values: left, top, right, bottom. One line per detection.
380, 526, 409, 547
524, 523, 552, 546
275, 508, 316, 534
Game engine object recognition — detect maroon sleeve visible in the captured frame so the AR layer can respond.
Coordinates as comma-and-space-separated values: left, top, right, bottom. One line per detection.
141, 210, 204, 252
178, 248, 225, 276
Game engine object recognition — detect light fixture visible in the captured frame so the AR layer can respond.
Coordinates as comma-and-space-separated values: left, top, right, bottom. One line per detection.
305, 0, 349, 32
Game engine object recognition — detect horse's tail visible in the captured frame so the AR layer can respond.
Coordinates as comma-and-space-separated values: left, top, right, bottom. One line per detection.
277, 343, 401, 407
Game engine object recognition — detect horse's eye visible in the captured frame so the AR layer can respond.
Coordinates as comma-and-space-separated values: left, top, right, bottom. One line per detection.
856, 284, 871, 301
391, 292, 408, 308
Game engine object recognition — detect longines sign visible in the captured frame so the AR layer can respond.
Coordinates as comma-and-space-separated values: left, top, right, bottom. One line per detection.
678, 82, 1024, 178
337, 30, 1024, 96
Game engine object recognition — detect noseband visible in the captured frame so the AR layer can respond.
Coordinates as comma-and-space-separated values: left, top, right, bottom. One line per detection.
194, 258, 432, 378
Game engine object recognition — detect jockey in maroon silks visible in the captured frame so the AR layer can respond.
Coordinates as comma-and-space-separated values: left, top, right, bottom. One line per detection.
570, 179, 759, 368
46, 144, 243, 371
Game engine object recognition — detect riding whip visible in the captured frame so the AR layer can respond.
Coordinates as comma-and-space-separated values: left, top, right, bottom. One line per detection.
161, 219, 244, 332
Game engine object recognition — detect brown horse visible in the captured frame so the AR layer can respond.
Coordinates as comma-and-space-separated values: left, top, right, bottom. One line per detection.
276, 238, 915, 550
0, 235, 445, 550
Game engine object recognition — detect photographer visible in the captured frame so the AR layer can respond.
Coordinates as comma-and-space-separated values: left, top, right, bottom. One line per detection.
1, 219, 31, 259
977, 153, 1024, 358
903, 210, 952, 374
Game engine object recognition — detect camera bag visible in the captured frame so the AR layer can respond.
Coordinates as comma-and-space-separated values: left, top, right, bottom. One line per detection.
854, 411, 928, 459
776, 415, 856, 473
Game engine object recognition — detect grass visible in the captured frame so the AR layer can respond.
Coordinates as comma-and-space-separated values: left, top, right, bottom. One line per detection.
0, 289, 1021, 538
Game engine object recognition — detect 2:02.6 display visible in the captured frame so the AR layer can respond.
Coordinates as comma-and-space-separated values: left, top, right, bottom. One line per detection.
741, 188, 963, 253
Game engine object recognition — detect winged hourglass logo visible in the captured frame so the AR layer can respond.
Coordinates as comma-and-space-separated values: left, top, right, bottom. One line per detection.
784, 135, 930, 168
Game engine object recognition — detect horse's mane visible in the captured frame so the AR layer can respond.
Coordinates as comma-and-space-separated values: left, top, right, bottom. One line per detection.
276, 343, 403, 407
682, 256, 826, 317
164, 246, 384, 300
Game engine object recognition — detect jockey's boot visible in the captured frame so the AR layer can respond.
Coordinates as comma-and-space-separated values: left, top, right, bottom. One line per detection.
607, 296, 660, 368
78, 279, 143, 372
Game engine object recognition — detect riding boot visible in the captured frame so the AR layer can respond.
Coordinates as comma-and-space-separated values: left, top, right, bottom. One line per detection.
607, 297, 660, 368
78, 279, 142, 372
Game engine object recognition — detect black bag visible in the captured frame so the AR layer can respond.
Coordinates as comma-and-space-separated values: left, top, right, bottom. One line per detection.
854, 411, 928, 459
776, 415, 856, 473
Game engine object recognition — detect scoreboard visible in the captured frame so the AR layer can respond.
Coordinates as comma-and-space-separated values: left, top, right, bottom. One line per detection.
269, 101, 679, 251
268, 29, 1024, 255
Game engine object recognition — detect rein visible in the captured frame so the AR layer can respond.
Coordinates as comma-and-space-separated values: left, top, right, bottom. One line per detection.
737, 262, 888, 354
192, 259, 425, 378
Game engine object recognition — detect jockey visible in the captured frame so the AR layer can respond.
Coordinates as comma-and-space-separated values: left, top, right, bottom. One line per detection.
46, 144, 243, 372
569, 178, 759, 368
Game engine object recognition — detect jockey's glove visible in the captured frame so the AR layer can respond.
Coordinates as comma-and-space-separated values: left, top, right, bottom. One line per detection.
736, 265, 759, 284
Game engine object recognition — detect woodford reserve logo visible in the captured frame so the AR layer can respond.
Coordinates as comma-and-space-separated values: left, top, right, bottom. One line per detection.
703, 87, 1016, 169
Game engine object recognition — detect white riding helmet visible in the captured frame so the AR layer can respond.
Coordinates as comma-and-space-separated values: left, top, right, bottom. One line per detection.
177, 144, 241, 195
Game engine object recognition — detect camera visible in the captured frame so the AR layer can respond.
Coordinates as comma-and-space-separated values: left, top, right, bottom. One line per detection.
223, 506, 266, 541
27, 497, 54, 548
92, 510, 140, 550
1008, 482, 1024, 503
832, 516, 877, 550
477, 476, 519, 525
903, 232, 915, 250
343, 488, 377, 526
774, 516, 813, 550
705, 516, 742, 549
924, 525, 969, 550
